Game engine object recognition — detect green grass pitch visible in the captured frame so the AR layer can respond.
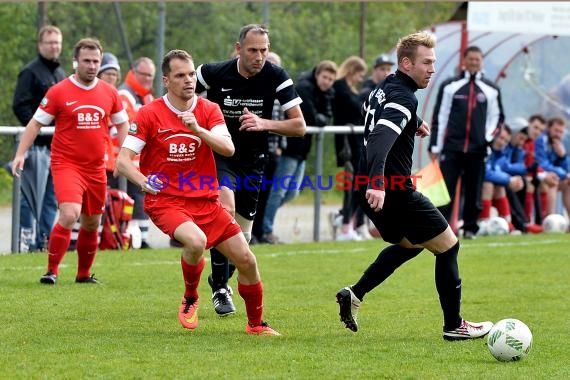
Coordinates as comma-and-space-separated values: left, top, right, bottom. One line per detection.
1, 234, 569, 379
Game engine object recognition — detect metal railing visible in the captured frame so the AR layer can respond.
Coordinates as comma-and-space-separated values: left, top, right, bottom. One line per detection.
1, 125, 365, 253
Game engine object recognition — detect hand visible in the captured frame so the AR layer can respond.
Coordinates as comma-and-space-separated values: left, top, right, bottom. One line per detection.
365, 188, 385, 212
416, 120, 430, 138
11, 156, 24, 178
178, 112, 200, 133
428, 152, 439, 162
551, 139, 566, 157
508, 176, 524, 192
543, 172, 559, 187
239, 107, 265, 132
141, 176, 163, 195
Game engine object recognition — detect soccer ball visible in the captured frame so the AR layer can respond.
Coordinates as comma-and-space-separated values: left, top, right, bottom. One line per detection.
486, 216, 510, 236
487, 318, 533, 362
542, 213, 568, 233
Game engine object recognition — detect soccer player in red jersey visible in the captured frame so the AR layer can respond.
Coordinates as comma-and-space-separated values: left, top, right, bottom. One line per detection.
116, 49, 280, 336
12, 38, 129, 285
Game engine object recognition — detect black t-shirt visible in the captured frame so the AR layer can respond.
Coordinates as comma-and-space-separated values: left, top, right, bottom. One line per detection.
361, 70, 420, 191
196, 58, 301, 159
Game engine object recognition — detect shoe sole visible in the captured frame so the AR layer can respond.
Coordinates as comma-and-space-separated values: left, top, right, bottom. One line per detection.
336, 291, 358, 332
215, 309, 236, 317
443, 332, 490, 341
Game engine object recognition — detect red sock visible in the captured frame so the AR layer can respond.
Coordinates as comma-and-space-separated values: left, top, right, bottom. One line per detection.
524, 192, 534, 221
76, 228, 99, 279
238, 281, 264, 327
47, 224, 72, 276
180, 256, 204, 299
480, 199, 492, 219
540, 192, 548, 218
493, 197, 511, 220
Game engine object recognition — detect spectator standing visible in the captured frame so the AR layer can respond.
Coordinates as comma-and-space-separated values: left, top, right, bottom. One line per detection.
261, 60, 337, 244
360, 53, 394, 98
251, 51, 287, 244
335, 31, 493, 341
117, 49, 280, 335
11, 38, 129, 285
429, 46, 504, 239
195, 24, 305, 316
331, 56, 369, 241
12, 25, 66, 252
118, 57, 156, 249
98, 52, 122, 180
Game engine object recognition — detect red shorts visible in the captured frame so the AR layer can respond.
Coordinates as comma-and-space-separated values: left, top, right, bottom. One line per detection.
144, 194, 241, 249
51, 163, 106, 216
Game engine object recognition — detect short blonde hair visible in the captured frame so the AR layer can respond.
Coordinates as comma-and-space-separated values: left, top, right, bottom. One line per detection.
396, 31, 436, 64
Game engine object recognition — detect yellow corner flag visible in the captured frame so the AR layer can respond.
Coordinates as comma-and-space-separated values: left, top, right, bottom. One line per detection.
414, 160, 451, 207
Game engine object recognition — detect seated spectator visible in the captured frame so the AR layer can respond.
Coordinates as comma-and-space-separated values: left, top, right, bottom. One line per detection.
535, 116, 570, 219
502, 126, 543, 233
519, 114, 559, 223
480, 125, 525, 233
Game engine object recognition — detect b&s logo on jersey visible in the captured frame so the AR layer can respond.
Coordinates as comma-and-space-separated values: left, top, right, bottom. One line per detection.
40, 97, 48, 107
165, 134, 202, 162
73, 105, 104, 130
129, 122, 138, 134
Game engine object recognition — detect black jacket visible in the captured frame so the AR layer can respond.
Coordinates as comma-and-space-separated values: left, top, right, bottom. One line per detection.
429, 71, 504, 156
12, 54, 66, 147
283, 68, 334, 161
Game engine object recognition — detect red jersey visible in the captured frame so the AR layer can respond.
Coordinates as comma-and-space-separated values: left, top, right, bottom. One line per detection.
122, 95, 227, 200
34, 75, 128, 171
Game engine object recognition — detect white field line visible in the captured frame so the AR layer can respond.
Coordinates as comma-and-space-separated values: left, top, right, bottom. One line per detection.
1, 238, 566, 272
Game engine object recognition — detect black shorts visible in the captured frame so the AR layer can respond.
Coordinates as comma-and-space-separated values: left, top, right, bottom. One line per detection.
215, 154, 268, 221
359, 189, 448, 245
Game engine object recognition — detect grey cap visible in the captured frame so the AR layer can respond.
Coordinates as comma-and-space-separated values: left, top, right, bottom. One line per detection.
373, 54, 394, 68
99, 52, 121, 75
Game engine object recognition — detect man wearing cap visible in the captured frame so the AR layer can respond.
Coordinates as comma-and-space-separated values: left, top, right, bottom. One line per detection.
360, 54, 394, 99
118, 57, 156, 249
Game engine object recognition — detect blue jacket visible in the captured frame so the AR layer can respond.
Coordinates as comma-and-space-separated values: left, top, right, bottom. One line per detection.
535, 133, 568, 179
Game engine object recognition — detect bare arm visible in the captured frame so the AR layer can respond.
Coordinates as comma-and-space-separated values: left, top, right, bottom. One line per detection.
115, 120, 129, 147
178, 112, 234, 157
116, 147, 160, 195
239, 105, 306, 137
11, 118, 43, 177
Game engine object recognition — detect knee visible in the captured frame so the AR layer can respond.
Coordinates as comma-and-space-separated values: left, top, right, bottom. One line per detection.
58, 209, 80, 229
181, 239, 206, 262
81, 217, 101, 232
234, 248, 258, 273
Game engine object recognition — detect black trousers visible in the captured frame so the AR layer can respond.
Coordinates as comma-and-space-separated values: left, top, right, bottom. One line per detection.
438, 151, 485, 234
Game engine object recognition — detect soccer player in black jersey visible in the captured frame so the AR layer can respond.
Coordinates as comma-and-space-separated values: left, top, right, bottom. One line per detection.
195, 24, 306, 316
335, 31, 493, 341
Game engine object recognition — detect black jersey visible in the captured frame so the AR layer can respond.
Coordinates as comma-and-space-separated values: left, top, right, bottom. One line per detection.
361, 70, 420, 191
196, 58, 302, 158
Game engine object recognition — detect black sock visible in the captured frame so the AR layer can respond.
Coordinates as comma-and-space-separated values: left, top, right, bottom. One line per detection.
352, 245, 423, 301
210, 248, 229, 292
435, 241, 462, 330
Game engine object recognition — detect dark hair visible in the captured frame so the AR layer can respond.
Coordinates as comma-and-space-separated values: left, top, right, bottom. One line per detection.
162, 49, 193, 76
464, 46, 483, 58
239, 24, 269, 45
528, 114, 546, 124
548, 116, 566, 128
73, 38, 103, 60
